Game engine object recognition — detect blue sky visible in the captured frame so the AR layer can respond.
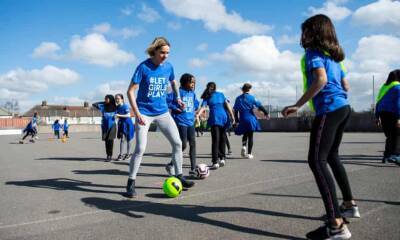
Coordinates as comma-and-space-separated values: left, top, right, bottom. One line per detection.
0, 0, 399, 113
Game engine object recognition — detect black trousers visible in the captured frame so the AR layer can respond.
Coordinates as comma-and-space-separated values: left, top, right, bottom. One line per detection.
379, 111, 400, 156
177, 125, 196, 170
308, 105, 353, 222
211, 125, 226, 164
242, 131, 254, 154
54, 130, 60, 139
224, 132, 231, 151
105, 139, 114, 157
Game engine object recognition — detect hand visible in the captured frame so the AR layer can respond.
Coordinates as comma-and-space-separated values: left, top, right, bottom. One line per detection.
177, 98, 185, 109
265, 114, 270, 120
375, 118, 381, 127
281, 105, 299, 118
136, 114, 146, 125
173, 108, 183, 114
397, 119, 400, 128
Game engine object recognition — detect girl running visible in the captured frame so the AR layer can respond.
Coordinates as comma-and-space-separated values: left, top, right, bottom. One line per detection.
375, 69, 400, 166
196, 82, 235, 169
281, 14, 359, 240
20, 115, 38, 143
92, 95, 117, 161
166, 73, 199, 177
125, 37, 194, 198
233, 83, 269, 159
115, 93, 135, 161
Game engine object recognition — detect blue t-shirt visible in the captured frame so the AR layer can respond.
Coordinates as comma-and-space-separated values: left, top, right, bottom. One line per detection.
233, 93, 261, 118
52, 122, 61, 131
168, 88, 199, 127
305, 49, 349, 116
97, 103, 117, 133
376, 85, 400, 118
201, 91, 229, 127
131, 58, 175, 116
116, 103, 135, 141
63, 122, 69, 131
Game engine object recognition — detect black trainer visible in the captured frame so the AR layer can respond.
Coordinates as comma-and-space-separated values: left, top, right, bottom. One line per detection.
125, 179, 137, 198
176, 174, 195, 188
306, 223, 351, 240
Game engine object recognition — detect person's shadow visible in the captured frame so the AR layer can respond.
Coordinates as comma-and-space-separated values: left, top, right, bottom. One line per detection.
81, 197, 312, 240
6, 178, 161, 194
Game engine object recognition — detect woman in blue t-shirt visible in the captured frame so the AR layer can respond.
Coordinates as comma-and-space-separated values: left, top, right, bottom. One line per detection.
92, 95, 117, 161
115, 93, 135, 161
375, 69, 400, 165
196, 82, 235, 169
125, 37, 194, 198
166, 73, 199, 177
282, 14, 358, 239
233, 83, 269, 159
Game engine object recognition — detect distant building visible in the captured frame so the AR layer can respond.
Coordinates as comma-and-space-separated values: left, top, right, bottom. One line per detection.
23, 101, 102, 125
0, 107, 13, 119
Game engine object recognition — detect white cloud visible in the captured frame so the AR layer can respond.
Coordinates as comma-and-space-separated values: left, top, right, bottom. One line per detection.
0, 65, 80, 102
121, 5, 133, 16
345, 34, 400, 110
32, 42, 61, 59
137, 4, 161, 23
86, 81, 129, 101
306, 1, 352, 21
160, 0, 271, 35
196, 43, 208, 51
69, 33, 135, 67
352, 0, 400, 29
209, 35, 301, 106
91, 23, 141, 39
92, 22, 111, 34
277, 34, 299, 45
52, 96, 86, 106
188, 58, 209, 68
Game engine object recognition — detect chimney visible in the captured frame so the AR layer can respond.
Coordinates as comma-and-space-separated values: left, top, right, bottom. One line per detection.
84, 101, 89, 108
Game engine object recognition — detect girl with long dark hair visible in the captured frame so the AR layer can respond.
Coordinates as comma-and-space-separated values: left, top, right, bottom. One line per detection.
282, 14, 359, 239
93, 95, 117, 161
196, 82, 235, 169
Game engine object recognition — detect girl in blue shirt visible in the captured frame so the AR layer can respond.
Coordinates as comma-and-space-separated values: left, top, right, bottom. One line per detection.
62, 119, 69, 138
125, 37, 194, 198
282, 14, 358, 240
375, 69, 400, 165
92, 95, 117, 161
196, 82, 235, 169
233, 83, 269, 159
166, 73, 199, 177
20, 113, 38, 144
115, 93, 135, 161
52, 119, 61, 139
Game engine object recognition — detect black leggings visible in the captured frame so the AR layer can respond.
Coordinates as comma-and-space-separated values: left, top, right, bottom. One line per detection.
211, 125, 226, 164
242, 131, 254, 154
379, 111, 400, 156
177, 125, 196, 171
105, 139, 114, 157
308, 105, 353, 223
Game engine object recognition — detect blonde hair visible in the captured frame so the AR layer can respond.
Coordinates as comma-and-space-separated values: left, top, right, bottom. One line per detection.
146, 37, 170, 57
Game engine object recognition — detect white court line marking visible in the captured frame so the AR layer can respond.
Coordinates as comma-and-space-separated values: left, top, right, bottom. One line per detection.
0, 173, 311, 230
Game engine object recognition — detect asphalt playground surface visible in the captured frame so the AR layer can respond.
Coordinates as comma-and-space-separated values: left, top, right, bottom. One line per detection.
0, 131, 399, 240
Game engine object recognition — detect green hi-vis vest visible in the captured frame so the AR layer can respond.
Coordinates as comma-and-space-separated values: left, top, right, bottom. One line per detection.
376, 81, 400, 104
300, 50, 346, 112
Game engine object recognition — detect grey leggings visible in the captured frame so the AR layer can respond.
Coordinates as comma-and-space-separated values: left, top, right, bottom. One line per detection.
119, 135, 133, 155
128, 112, 183, 179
